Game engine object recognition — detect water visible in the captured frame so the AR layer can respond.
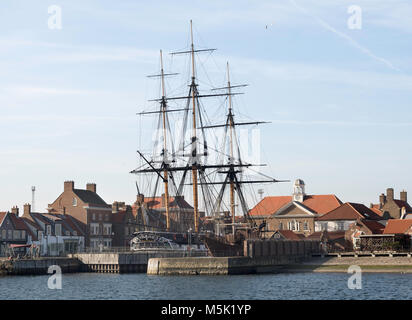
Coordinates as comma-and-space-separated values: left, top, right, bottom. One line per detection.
0, 272, 411, 300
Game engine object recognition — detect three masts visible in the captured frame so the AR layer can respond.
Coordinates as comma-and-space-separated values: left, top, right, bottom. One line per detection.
131, 20, 284, 238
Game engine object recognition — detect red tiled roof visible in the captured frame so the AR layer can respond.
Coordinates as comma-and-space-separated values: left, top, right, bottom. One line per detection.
369, 206, 384, 217
276, 230, 304, 240
249, 196, 291, 216
0, 212, 7, 225
383, 219, 412, 234
316, 202, 381, 221
249, 194, 342, 216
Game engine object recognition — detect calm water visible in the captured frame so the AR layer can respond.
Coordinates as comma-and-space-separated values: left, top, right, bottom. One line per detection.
0, 272, 411, 300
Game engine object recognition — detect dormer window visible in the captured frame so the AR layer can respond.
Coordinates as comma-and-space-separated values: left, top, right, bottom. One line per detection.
72, 197, 77, 206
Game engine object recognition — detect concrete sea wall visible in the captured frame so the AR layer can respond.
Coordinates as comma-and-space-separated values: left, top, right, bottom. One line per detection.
71, 250, 206, 273
148, 239, 322, 275
0, 257, 80, 275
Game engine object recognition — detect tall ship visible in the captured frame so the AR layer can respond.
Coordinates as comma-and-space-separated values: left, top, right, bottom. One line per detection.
130, 21, 287, 256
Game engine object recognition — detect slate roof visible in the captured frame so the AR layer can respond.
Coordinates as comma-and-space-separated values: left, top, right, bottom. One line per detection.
73, 189, 108, 206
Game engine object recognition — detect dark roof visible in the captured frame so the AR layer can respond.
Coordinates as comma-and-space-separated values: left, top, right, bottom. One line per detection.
73, 189, 108, 206
361, 219, 385, 234
393, 200, 412, 211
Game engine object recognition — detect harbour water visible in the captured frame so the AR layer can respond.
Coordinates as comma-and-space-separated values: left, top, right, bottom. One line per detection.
1, 272, 412, 300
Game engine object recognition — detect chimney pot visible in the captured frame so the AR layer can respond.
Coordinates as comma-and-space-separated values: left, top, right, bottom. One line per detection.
23, 203, 31, 216
400, 190, 407, 203
64, 181, 74, 191
86, 183, 96, 193
387, 188, 394, 201
11, 206, 19, 215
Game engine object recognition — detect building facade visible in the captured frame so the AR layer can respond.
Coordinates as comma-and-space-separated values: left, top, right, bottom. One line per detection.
47, 181, 113, 248
249, 179, 342, 236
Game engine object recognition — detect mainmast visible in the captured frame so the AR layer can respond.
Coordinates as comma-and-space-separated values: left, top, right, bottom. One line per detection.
226, 62, 236, 235
159, 50, 171, 232
189, 20, 200, 233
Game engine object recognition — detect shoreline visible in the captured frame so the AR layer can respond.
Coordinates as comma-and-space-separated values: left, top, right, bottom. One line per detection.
283, 264, 412, 273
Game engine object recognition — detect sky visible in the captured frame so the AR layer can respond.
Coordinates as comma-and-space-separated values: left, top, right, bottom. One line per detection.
1, 0, 412, 213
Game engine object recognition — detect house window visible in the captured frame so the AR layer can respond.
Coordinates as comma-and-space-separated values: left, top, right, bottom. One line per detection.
105, 214, 109, 221
99, 214, 102, 221
288, 221, 295, 231
73, 231, 77, 236
296, 221, 300, 231
303, 222, 309, 231
55, 224, 62, 236
336, 221, 345, 231
92, 213, 96, 221
90, 223, 99, 235
46, 225, 52, 235
103, 224, 112, 235
8, 230, 12, 239
38, 231, 43, 240
72, 198, 77, 206
65, 231, 70, 236
21, 230, 26, 239
13, 230, 19, 239
279, 222, 283, 230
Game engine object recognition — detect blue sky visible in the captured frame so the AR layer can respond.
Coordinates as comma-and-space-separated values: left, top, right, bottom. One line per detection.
1, 0, 412, 213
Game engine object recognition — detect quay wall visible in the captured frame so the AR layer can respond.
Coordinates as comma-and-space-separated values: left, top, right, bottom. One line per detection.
147, 255, 306, 275
0, 257, 80, 275
71, 250, 206, 273
148, 239, 321, 275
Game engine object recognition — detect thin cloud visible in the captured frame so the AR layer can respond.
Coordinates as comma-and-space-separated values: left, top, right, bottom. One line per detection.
269, 119, 412, 127
289, 0, 400, 71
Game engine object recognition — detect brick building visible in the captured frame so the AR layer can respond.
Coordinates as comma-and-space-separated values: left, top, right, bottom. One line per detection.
372, 188, 412, 219
131, 193, 196, 232
47, 181, 113, 248
315, 202, 383, 232
249, 179, 342, 236
111, 202, 137, 247
0, 208, 35, 256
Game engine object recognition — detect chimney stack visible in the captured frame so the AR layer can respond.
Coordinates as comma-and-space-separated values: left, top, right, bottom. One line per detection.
11, 206, 19, 215
64, 181, 74, 191
86, 183, 96, 193
23, 203, 31, 216
112, 202, 119, 214
379, 193, 386, 208
401, 190, 407, 203
386, 188, 394, 201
